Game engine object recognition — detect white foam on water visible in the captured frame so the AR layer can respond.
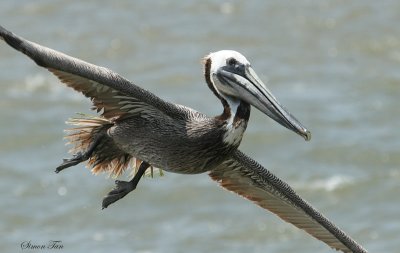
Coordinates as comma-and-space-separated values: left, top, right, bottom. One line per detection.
295, 175, 355, 192
6, 73, 83, 102
57, 186, 67, 196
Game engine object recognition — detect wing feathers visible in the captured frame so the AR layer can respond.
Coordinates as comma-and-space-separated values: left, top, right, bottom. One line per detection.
0, 25, 187, 120
48, 68, 159, 119
209, 150, 367, 253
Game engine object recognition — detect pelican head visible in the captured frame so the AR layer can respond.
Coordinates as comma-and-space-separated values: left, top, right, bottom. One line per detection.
204, 50, 311, 141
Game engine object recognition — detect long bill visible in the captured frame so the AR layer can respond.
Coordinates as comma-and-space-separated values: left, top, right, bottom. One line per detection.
217, 66, 311, 141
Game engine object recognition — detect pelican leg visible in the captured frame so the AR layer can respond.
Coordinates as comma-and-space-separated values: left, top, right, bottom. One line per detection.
102, 161, 150, 209
55, 132, 103, 173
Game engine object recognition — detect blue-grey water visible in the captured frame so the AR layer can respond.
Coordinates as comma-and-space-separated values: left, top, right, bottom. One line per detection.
0, 1, 399, 252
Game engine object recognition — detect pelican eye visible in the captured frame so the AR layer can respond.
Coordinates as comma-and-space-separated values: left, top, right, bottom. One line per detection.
226, 57, 237, 66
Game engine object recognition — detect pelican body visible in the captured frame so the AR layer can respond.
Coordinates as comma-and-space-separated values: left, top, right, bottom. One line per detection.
0, 26, 366, 253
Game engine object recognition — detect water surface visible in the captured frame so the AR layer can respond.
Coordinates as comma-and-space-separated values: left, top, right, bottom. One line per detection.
1, 1, 399, 252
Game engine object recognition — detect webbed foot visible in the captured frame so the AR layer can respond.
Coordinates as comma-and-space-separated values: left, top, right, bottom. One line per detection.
102, 180, 136, 209
101, 161, 150, 209
55, 131, 104, 173
55, 152, 87, 173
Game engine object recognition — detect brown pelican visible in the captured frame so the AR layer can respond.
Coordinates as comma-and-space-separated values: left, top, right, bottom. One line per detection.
0, 26, 367, 253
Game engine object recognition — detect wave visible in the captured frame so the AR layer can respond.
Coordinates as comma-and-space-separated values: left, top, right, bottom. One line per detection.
5, 73, 83, 101
294, 175, 355, 192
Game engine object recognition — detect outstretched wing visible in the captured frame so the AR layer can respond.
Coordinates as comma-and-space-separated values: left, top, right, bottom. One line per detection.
0, 25, 188, 120
209, 150, 367, 253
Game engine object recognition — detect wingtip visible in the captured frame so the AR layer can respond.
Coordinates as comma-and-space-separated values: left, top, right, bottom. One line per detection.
0, 25, 24, 52
0, 25, 10, 41
0, 25, 7, 36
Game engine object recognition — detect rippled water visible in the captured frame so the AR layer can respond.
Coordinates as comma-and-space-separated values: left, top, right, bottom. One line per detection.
1, 1, 399, 252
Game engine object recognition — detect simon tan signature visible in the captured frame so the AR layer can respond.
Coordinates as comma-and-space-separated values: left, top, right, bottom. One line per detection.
20, 240, 63, 250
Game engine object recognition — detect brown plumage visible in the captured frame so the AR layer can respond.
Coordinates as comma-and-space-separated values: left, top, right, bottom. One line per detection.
64, 115, 131, 176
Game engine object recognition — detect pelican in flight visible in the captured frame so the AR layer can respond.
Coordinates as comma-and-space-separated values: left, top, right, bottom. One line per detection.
0, 26, 366, 253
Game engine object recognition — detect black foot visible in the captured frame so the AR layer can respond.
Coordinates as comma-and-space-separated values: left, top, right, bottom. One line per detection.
101, 161, 151, 209
55, 132, 105, 173
55, 152, 87, 173
102, 180, 135, 209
